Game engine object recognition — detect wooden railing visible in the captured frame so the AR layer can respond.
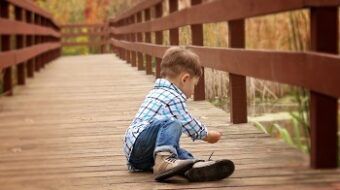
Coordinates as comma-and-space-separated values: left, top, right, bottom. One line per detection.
0, 0, 61, 96
61, 23, 110, 54
109, 0, 340, 169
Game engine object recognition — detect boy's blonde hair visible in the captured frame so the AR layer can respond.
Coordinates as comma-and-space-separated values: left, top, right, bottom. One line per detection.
160, 46, 202, 78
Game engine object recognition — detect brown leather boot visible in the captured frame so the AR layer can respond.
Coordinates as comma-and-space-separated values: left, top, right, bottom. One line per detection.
184, 159, 235, 182
153, 152, 195, 182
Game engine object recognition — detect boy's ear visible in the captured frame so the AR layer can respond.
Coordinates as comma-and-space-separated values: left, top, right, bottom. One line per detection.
181, 73, 191, 83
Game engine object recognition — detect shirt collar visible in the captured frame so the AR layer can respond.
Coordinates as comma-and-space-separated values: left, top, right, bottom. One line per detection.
154, 78, 187, 100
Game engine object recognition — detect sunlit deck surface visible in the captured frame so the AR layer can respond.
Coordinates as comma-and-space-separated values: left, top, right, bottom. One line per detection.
1, 54, 339, 190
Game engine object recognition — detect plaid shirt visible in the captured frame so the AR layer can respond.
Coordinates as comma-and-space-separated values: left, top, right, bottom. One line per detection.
123, 78, 208, 171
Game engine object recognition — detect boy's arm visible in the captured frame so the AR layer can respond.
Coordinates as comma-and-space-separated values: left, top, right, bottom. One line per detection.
166, 99, 208, 141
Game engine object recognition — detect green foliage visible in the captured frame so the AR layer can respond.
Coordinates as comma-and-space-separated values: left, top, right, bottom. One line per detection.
254, 121, 309, 153
152, 57, 157, 73
63, 47, 89, 56
272, 123, 294, 146
254, 121, 269, 135
209, 97, 228, 109
253, 88, 311, 154
290, 88, 310, 152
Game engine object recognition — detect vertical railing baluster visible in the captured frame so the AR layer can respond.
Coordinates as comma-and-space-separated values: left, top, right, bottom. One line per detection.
310, 6, 338, 169
191, 0, 205, 101
110, 21, 116, 56
125, 18, 131, 64
137, 12, 144, 71
41, 18, 46, 68
169, 0, 179, 46
117, 21, 124, 60
101, 23, 105, 54
155, 2, 163, 79
34, 14, 41, 72
131, 15, 137, 67
118, 20, 124, 60
144, 8, 153, 75
131, 14, 137, 67
15, 6, 26, 85
26, 11, 35, 78
228, 20, 248, 124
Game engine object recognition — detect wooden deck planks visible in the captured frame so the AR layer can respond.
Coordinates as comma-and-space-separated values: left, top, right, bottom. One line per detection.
0, 54, 339, 190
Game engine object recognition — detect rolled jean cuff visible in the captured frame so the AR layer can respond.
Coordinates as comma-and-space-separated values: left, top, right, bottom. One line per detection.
154, 145, 178, 158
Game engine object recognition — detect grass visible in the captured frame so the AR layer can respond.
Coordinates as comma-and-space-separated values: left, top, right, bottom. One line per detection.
209, 96, 229, 109
254, 119, 309, 153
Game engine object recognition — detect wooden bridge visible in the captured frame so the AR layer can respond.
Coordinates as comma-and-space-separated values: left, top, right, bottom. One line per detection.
1, 0, 340, 189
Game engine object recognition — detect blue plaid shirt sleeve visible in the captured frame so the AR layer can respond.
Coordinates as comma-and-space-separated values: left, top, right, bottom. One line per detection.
166, 98, 208, 141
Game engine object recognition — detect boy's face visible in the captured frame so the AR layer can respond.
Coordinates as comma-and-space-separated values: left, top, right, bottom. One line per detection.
179, 73, 200, 99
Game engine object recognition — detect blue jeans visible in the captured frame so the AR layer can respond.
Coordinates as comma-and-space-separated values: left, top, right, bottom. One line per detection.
129, 119, 194, 171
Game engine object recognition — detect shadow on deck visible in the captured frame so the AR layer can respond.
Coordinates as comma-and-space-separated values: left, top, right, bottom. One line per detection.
0, 54, 339, 190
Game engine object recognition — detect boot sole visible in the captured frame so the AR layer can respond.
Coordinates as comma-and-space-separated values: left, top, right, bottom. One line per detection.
185, 159, 235, 182
154, 162, 195, 182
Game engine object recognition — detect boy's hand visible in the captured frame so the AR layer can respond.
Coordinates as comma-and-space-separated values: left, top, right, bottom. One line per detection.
204, 130, 221, 144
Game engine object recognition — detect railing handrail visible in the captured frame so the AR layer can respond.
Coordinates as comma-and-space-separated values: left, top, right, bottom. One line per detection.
110, 0, 340, 25
60, 23, 104, 28
111, 39, 340, 98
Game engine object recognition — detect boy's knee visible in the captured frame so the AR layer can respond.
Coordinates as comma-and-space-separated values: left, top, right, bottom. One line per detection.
163, 118, 182, 132
163, 119, 182, 134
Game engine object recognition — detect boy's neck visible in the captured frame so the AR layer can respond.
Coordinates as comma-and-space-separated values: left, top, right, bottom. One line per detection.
165, 77, 182, 92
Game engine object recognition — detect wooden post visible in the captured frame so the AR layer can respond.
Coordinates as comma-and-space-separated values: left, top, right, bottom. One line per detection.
104, 22, 108, 53
117, 21, 123, 59
101, 25, 105, 54
119, 21, 125, 60
137, 12, 144, 70
131, 16, 137, 67
155, 3, 163, 79
56, 24, 62, 58
26, 11, 35, 78
110, 21, 116, 55
114, 21, 122, 59
191, 0, 205, 101
144, 8, 153, 75
1, 1, 13, 96
310, 7, 338, 168
125, 18, 131, 64
40, 18, 45, 68
169, 0, 179, 46
228, 20, 248, 124
47, 35, 52, 63
88, 26, 92, 54
41, 20, 46, 68
15, 6, 26, 85
34, 14, 41, 72
41, 19, 45, 68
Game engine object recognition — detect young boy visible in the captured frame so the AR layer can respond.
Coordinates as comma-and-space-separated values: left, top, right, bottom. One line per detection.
123, 47, 234, 182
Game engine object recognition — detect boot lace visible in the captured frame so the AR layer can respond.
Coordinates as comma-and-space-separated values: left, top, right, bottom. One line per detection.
165, 153, 177, 163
